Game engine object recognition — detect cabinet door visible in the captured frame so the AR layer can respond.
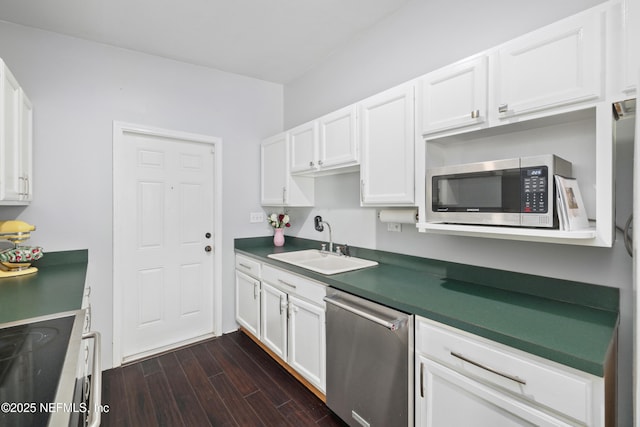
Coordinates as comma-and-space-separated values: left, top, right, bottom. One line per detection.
318, 105, 359, 170
360, 83, 415, 205
260, 282, 288, 360
287, 295, 325, 392
18, 89, 32, 201
419, 56, 488, 135
493, 11, 602, 119
290, 121, 318, 174
416, 355, 573, 427
260, 133, 288, 205
0, 62, 21, 202
235, 270, 261, 338
622, 0, 639, 94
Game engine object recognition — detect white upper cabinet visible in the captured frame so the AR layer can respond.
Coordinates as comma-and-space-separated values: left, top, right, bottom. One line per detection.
621, 0, 638, 95
317, 104, 359, 171
0, 59, 32, 205
360, 82, 415, 206
17, 90, 32, 202
290, 105, 359, 176
261, 133, 314, 206
290, 120, 319, 174
492, 9, 603, 120
261, 133, 289, 205
419, 55, 488, 135
416, 2, 618, 247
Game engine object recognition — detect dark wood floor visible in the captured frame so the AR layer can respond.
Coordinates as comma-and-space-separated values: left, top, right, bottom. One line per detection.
101, 330, 347, 426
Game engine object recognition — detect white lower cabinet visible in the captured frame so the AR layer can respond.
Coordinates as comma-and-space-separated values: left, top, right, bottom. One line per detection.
417, 355, 572, 426
261, 281, 288, 360
235, 255, 262, 338
262, 287, 326, 389
235, 270, 261, 337
261, 264, 326, 392
287, 294, 325, 389
235, 253, 326, 393
415, 316, 613, 427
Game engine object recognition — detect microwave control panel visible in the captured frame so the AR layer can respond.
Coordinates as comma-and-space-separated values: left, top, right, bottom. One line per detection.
521, 166, 548, 213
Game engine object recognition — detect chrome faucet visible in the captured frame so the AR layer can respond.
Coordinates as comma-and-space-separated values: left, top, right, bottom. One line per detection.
314, 215, 333, 253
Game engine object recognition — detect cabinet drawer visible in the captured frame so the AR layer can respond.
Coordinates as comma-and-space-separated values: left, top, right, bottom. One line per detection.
262, 264, 326, 305
235, 254, 261, 279
416, 317, 600, 425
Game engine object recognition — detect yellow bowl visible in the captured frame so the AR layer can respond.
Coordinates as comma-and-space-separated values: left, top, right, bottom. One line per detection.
0, 261, 32, 271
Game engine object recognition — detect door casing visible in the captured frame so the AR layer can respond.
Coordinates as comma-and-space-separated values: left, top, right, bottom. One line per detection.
112, 121, 223, 367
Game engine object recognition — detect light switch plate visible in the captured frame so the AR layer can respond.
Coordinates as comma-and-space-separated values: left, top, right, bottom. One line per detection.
387, 223, 402, 232
250, 212, 265, 223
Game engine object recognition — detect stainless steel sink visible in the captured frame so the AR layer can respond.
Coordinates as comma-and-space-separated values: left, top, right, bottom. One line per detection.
267, 249, 378, 275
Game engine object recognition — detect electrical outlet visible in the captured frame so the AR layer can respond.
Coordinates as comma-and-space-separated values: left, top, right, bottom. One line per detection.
387, 223, 402, 232
250, 212, 265, 223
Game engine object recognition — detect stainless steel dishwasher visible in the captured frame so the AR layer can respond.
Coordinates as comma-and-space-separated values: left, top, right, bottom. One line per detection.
324, 288, 413, 427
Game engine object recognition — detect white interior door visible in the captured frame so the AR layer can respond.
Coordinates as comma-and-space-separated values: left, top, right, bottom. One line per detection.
114, 123, 219, 363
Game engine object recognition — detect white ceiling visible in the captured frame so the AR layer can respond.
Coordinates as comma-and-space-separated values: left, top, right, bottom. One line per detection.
0, 0, 409, 84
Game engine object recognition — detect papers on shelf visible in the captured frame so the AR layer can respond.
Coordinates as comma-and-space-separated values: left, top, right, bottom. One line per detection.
555, 175, 589, 231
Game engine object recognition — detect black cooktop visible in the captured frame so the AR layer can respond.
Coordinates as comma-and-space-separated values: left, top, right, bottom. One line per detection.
0, 315, 75, 427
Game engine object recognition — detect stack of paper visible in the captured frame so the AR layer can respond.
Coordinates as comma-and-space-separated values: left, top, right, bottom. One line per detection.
555, 175, 589, 231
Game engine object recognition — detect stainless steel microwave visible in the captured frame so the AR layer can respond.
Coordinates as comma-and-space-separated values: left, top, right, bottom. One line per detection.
426, 155, 572, 228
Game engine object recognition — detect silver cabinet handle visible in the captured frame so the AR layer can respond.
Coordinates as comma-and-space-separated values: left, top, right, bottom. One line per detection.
253, 282, 259, 299
85, 304, 92, 332
450, 351, 526, 385
324, 296, 406, 331
82, 331, 102, 427
318, 160, 323, 166
471, 109, 480, 119
278, 278, 296, 289
18, 176, 25, 196
282, 187, 286, 204
420, 362, 425, 398
239, 263, 252, 270
498, 104, 508, 114
279, 294, 284, 314
18, 176, 29, 197
360, 180, 365, 203
309, 161, 314, 167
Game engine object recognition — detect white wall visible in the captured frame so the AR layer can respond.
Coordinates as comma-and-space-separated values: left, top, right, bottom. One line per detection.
0, 21, 281, 369
282, 0, 634, 424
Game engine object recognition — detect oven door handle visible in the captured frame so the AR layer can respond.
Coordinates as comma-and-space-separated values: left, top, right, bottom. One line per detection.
82, 331, 102, 427
324, 295, 406, 331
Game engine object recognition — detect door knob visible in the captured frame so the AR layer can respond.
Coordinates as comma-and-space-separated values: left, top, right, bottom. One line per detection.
204, 245, 212, 252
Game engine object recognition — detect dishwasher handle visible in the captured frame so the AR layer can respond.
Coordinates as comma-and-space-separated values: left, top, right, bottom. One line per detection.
324, 295, 406, 331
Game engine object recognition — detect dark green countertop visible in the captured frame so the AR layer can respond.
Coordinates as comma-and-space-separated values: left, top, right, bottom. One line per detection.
236, 237, 619, 377
0, 250, 88, 324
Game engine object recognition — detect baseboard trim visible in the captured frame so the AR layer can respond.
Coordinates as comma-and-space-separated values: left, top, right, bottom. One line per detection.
239, 327, 326, 403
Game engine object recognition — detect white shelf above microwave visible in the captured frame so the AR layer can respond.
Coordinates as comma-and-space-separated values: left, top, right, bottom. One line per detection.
417, 222, 597, 245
